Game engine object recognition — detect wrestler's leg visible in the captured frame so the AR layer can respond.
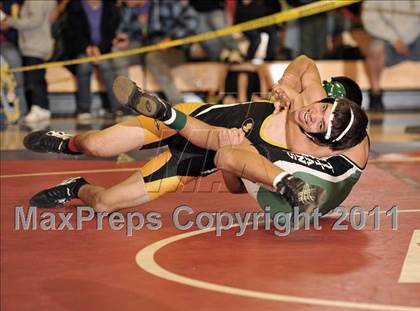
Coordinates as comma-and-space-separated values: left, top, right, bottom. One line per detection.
23, 116, 172, 156
214, 144, 326, 229
78, 171, 149, 213
73, 116, 175, 157
29, 149, 197, 212
113, 76, 224, 151
74, 117, 147, 157
70, 102, 203, 156
78, 172, 197, 213
23, 102, 204, 156
79, 148, 198, 212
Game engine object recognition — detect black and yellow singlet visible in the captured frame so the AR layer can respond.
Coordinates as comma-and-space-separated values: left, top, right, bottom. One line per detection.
136, 101, 287, 199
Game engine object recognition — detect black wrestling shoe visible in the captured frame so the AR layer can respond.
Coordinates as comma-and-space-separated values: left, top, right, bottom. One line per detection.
112, 76, 172, 120
29, 177, 87, 208
276, 174, 325, 228
23, 130, 79, 154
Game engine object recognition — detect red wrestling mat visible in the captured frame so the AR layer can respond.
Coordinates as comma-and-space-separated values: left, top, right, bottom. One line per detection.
1, 159, 420, 311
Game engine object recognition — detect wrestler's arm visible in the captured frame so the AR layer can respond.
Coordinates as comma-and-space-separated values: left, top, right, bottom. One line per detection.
215, 143, 279, 189
172, 57, 325, 151
277, 55, 323, 93
177, 117, 245, 151
274, 55, 326, 109
215, 142, 363, 190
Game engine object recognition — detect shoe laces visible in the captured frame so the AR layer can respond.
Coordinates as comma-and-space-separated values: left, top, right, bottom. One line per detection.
47, 131, 71, 139
297, 184, 316, 204
42, 131, 71, 152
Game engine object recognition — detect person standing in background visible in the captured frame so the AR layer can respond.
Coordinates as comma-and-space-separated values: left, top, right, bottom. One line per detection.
145, 0, 198, 104
0, 0, 28, 121
3, 0, 56, 124
112, 0, 150, 77
190, 0, 243, 63
63, 0, 120, 121
362, 0, 420, 111
235, 0, 281, 62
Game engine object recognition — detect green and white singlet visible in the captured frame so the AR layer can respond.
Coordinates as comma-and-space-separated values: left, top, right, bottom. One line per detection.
242, 151, 364, 217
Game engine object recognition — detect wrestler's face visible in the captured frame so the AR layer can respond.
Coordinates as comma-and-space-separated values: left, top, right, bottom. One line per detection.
294, 101, 333, 133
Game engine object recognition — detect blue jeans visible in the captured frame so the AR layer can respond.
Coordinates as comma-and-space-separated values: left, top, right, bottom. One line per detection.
1, 42, 28, 115
75, 55, 119, 113
383, 35, 420, 67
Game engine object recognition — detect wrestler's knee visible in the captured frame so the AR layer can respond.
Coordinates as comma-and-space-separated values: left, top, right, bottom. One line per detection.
80, 135, 109, 157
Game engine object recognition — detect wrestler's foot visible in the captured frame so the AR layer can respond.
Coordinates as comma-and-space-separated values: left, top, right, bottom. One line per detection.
275, 174, 325, 229
30, 177, 88, 208
112, 76, 172, 120
23, 130, 81, 154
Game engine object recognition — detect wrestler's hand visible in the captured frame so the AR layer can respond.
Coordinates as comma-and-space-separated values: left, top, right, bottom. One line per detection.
271, 84, 291, 113
218, 128, 245, 147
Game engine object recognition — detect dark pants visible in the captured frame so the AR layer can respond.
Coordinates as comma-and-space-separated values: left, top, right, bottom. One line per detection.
75, 54, 119, 114
299, 13, 327, 59
23, 56, 49, 110
243, 25, 279, 61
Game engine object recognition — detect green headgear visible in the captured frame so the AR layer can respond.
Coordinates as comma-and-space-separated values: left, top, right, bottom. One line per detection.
322, 79, 347, 98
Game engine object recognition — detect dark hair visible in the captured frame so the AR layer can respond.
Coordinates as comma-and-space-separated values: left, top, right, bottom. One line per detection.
332, 76, 363, 106
309, 98, 368, 150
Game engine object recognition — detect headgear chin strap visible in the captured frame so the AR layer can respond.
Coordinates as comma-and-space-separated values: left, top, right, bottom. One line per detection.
323, 80, 346, 98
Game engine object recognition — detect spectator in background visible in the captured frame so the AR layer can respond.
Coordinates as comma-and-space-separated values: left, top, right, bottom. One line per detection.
49, 0, 71, 62
286, 0, 328, 59
145, 0, 198, 104
324, 4, 364, 60
235, 0, 281, 62
362, 0, 420, 111
3, 0, 56, 124
112, 0, 150, 77
190, 0, 242, 63
63, 0, 120, 121
0, 0, 27, 119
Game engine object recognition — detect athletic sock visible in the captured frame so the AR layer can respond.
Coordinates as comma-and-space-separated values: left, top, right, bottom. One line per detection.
64, 136, 82, 155
273, 172, 290, 190
163, 108, 187, 131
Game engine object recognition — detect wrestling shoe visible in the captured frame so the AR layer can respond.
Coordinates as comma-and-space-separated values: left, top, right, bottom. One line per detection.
275, 174, 325, 228
23, 130, 80, 154
29, 177, 87, 208
112, 76, 172, 120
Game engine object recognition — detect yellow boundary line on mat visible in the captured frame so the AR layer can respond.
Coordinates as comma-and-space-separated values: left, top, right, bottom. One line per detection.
1, 156, 419, 179
135, 225, 420, 311
2, 0, 360, 74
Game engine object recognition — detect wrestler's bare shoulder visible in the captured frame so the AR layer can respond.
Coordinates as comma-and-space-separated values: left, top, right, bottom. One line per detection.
340, 136, 369, 168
